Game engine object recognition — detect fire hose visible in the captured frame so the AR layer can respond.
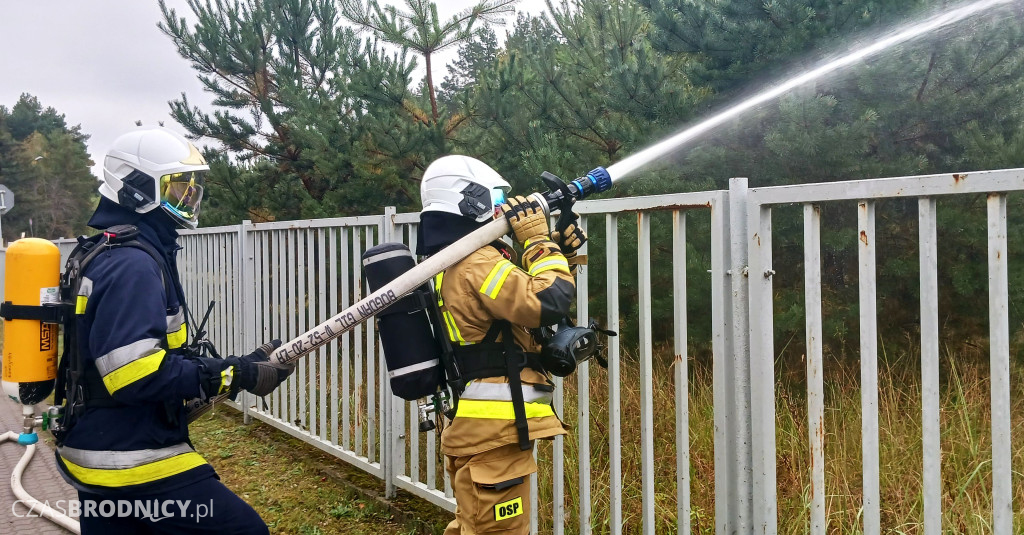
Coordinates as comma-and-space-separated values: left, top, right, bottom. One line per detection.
1, 406, 81, 534
268, 168, 611, 366
191, 167, 613, 417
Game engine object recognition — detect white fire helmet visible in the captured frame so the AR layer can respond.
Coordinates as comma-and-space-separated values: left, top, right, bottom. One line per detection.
99, 128, 209, 229
420, 155, 511, 223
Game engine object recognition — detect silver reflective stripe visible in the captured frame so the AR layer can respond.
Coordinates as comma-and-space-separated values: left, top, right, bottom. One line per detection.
58, 443, 195, 470
166, 308, 185, 332
481, 262, 515, 297
461, 381, 553, 404
94, 338, 163, 376
78, 277, 94, 297
388, 359, 440, 379
362, 249, 408, 266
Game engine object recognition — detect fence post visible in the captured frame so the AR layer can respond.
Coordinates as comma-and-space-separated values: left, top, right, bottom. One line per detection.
725, 178, 753, 533
381, 207, 398, 499
239, 220, 255, 424
747, 187, 777, 535
709, 191, 730, 535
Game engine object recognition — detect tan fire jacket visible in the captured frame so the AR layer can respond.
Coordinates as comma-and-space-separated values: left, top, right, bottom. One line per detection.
438, 239, 575, 456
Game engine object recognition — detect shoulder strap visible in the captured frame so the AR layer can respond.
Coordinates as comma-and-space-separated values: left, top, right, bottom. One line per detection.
499, 321, 532, 451
55, 227, 176, 411
450, 319, 542, 451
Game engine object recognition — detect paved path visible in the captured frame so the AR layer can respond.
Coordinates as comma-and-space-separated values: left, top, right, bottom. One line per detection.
0, 401, 78, 534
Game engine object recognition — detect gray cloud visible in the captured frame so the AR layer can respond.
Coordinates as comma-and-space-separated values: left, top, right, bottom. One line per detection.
0, 1, 210, 178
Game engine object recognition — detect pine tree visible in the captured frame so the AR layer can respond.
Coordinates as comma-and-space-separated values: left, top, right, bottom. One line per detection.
338, 0, 517, 122
159, 0, 430, 220
0, 94, 96, 241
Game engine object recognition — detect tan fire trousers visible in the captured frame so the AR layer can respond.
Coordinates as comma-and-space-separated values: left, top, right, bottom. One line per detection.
444, 442, 537, 534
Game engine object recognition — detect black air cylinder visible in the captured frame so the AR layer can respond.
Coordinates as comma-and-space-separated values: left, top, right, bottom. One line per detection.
362, 243, 443, 401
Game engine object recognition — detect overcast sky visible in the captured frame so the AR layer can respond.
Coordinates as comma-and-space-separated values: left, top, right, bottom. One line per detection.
0, 0, 549, 180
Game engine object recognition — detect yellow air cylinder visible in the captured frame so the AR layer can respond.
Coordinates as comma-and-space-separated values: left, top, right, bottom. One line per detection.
2, 238, 60, 405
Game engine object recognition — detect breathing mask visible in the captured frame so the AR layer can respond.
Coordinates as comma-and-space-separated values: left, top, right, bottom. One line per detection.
539, 319, 616, 377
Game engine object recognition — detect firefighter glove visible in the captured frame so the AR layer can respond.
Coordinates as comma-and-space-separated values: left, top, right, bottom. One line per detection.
550, 216, 586, 256
501, 195, 549, 246
225, 340, 295, 398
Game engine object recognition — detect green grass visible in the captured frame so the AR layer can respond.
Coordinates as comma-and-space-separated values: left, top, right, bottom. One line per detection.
534, 343, 1024, 534
189, 409, 451, 535
204, 342, 1023, 534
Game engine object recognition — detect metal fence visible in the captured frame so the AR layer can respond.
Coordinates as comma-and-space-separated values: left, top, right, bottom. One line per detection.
39, 168, 1021, 534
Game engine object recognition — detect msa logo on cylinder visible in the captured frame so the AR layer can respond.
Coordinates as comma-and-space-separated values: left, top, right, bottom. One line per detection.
494, 497, 523, 521
40, 323, 55, 351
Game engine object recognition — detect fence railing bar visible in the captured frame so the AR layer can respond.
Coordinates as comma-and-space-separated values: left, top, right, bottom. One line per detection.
288, 231, 299, 427
274, 230, 284, 421
297, 230, 308, 430
672, 210, 690, 535
202, 232, 212, 355
408, 401, 418, 484
266, 231, 275, 418
318, 228, 328, 441
750, 168, 1024, 206
381, 215, 395, 497
329, 227, 339, 446
858, 200, 881, 535
606, 213, 623, 535
340, 227, 351, 450
638, 212, 656, 535
730, 178, 754, 534
212, 234, 221, 356
246, 409, 382, 477
393, 476, 457, 512
553, 373, 565, 535
804, 204, 825, 535
244, 224, 256, 421
352, 227, 364, 456
918, 198, 942, 535
710, 191, 730, 535
576, 216, 592, 535
222, 233, 231, 353
531, 447, 539, 534
308, 229, 319, 437
366, 226, 377, 464
249, 214, 389, 232
986, 193, 1012, 535
747, 198, 776, 535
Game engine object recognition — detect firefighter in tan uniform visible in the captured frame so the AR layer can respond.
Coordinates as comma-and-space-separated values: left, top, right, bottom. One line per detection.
416, 155, 586, 534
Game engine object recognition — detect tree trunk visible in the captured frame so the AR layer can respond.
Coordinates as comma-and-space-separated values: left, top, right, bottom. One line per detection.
425, 52, 438, 121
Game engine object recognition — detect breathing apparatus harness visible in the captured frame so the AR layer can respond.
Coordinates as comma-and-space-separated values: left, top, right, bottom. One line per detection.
47, 224, 186, 445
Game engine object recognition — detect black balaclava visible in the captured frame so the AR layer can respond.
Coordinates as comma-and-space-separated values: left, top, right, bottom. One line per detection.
87, 197, 187, 302
415, 211, 488, 256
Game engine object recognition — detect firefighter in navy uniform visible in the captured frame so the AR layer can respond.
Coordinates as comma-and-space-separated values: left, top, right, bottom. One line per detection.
417, 155, 586, 534
53, 128, 294, 534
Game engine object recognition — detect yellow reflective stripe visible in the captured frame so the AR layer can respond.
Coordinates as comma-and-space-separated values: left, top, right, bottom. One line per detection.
61, 452, 207, 487
480, 260, 515, 299
166, 323, 187, 349
75, 296, 88, 315
218, 366, 233, 394
434, 272, 445, 306
101, 350, 166, 394
442, 310, 466, 344
528, 257, 570, 276
455, 399, 556, 419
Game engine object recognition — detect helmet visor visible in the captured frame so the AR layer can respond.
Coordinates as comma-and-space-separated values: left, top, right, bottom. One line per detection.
160, 170, 206, 223
491, 187, 509, 218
